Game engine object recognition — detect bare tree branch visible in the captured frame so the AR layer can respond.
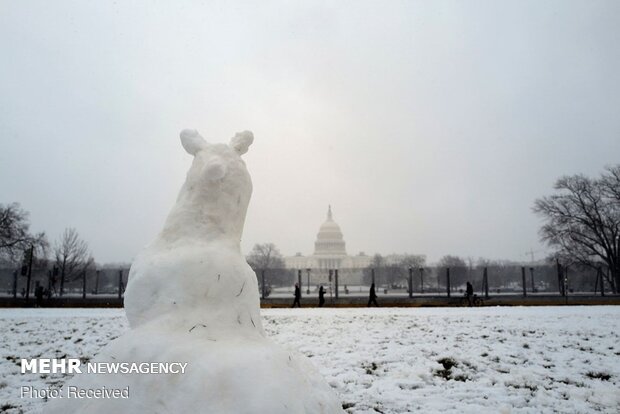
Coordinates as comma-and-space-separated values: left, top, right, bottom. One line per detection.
533, 165, 620, 291
54, 228, 92, 295
0, 203, 48, 264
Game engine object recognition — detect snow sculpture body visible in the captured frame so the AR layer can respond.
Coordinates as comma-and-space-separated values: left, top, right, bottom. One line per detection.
44, 130, 344, 414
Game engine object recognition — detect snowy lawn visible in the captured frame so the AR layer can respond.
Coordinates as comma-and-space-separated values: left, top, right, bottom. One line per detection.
1, 306, 619, 413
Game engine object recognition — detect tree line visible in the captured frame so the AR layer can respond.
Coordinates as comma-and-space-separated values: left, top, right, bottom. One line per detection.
0, 203, 95, 296
3, 164, 618, 295
247, 164, 620, 294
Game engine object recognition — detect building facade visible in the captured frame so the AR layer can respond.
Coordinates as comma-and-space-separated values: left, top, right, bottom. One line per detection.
284, 206, 372, 273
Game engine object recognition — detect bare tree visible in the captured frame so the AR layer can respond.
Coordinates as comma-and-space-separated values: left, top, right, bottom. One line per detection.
247, 243, 285, 270
363, 254, 384, 285
600, 165, 620, 202
437, 255, 468, 289
246, 243, 291, 287
399, 254, 427, 270
365, 254, 415, 288
533, 165, 620, 292
370, 253, 385, 268
0, 203, 48, 264
54, 228, 92, 296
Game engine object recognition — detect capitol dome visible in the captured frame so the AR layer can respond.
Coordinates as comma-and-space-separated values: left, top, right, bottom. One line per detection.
284, 205, 371, 274
314, 205, 347, 256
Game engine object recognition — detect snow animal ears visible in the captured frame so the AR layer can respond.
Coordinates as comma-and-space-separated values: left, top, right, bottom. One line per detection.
229, 131, 254, 155
180, 129, 253, 156
180, 129, 208, 155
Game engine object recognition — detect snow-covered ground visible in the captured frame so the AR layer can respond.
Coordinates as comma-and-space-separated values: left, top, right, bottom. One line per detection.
1, 306, 619, 413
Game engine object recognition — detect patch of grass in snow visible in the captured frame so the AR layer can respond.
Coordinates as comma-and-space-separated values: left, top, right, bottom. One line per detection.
362, 361, 379, 375
433, 357, 469, 381
585, 371, 611, 381
554, 377, 585, 387
437, 357, 457, 370
506, 381, 538, 393
398, 383, 422, 390
434, 368, 452, 380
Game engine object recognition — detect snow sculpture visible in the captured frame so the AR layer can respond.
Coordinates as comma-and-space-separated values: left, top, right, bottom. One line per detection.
44, 130, 344, 414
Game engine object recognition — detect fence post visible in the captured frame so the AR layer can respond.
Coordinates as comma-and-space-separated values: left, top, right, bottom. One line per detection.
564, 266, 569, 297
261, 269, 266, 299
556, 259, 564, 296
94, 270, 100, 295
608, 267, 617, 294
483, 267, 489, 299
334, 269, 339, 299
446, 267, 451, 297
521, 267, 527, 297
599, 267, 605, 296
408, 267, 413, 298
12, 270, 18, 298
420, 268, 424, 294
82, 270, 87, 299
118, 270, 123, 299
25, 246, 34, 302
60, 267, 65, 297
298, 269, 302, 299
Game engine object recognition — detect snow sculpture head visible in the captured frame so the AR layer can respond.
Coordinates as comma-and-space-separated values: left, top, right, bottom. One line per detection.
161, 129, 255, 245
124, 129, 261, 330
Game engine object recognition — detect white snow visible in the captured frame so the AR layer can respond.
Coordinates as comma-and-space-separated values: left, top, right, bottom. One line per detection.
2, 306, 619, 413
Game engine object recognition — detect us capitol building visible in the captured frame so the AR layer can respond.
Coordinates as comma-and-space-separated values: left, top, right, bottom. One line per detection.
284, 206, 371, 272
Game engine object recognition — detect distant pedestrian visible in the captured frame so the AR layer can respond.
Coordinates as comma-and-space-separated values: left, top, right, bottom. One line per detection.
368, 283, 379, 307
292, 283, 301, 308
318, 285, 326, 307
34, 281, 44, 308
466, 281, 474, 307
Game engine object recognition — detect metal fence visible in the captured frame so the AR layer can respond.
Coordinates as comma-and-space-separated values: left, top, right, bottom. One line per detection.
0, 267, 130, 300
255, 264, 617, 299
1, 263, 616, 303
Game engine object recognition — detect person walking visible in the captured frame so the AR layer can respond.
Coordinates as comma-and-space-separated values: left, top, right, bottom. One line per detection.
318, 285, 326, 307
368, 283, 379, 307
34, 281, 44, 308
466, 281, 474, 307
292, 283, 301, 308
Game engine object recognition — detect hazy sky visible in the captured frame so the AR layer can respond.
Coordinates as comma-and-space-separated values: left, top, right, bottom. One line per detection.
1, 0, 619, 264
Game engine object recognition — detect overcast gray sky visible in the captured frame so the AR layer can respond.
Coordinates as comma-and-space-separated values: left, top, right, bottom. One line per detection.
1, 0, 619, 264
